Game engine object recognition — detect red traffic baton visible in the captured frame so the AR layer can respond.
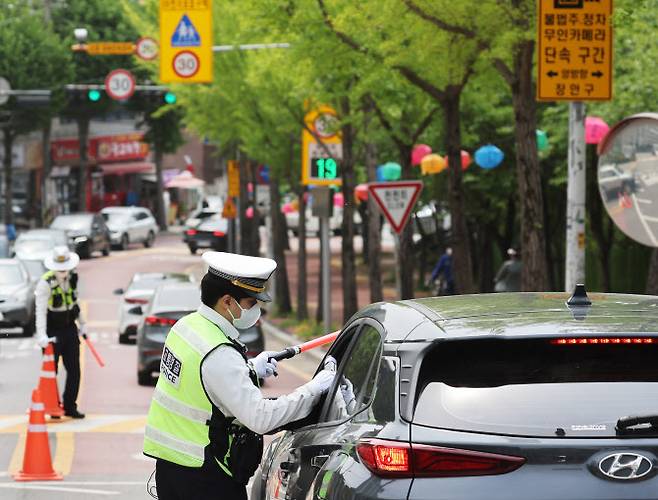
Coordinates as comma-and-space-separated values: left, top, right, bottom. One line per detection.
82, 334, 105, 368
269, 331, 340, 362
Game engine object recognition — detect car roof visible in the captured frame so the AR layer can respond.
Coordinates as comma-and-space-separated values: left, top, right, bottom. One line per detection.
352, 292, 658, 343
131, 272, 192, 283
150, 282, 200, 311
17, 229, 65, 238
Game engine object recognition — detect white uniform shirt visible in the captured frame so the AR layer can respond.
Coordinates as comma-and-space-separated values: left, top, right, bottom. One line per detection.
34, 274, 85, 346
198, 304, 322, 435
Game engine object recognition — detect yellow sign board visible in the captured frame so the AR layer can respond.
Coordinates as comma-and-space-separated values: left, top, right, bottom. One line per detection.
537, 0, 613, 101
301, 105, 343, 186
222, 198, 237, 219
227, 160, 240, 198
86, 42, 135, 55
159, 0, 213, 83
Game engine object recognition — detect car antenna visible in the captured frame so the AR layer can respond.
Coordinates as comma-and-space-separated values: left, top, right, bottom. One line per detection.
566, 284, 592, 307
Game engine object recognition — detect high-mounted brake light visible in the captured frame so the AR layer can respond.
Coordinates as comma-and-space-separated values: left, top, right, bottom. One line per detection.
551, 337, 655, 345
186, 229, 197, 236
145, 316, 177, 327
125, 297, 148, 305
356, 439, 525, 478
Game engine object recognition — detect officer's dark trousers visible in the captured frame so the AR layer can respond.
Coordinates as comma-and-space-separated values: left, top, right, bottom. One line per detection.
49, 325, 80, 412
155, 459, 247, 500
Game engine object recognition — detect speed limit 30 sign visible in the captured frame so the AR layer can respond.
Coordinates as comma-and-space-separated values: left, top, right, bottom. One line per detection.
172, 51, 200, 79
105, 69, 136, 101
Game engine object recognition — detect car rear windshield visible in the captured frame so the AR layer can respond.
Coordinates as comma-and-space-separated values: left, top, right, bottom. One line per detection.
0, 265, 25, 285
154, 287, 200, 310
51, 215, 92, 231
413, 338, 658, 438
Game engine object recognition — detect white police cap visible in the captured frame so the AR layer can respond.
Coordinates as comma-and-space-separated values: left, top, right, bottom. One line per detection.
202, 251, 277, 302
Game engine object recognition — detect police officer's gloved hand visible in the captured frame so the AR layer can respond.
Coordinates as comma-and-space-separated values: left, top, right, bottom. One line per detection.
340, 377, 356, 407
307, 369, 335, 395
78, 323, 88, 337
250, 351, 279, 379
36, 336, 50, 349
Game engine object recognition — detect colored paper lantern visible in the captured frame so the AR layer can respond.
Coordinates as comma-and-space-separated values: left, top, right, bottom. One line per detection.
420, 154, 446, 175
376, 165, 386, 181
536, 129, 549, 151
246, 206, 254, 218
355, 183, 369, 201
585, 116, 610, 145
412, 144, 432, 166
281, 202, 295, 214
443, 150, 472, 170
333, 192, 344, 207
383, 162, 402, 181
474, 144, 505, 169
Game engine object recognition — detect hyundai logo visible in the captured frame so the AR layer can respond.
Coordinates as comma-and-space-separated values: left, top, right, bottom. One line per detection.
598, 453, 653, 481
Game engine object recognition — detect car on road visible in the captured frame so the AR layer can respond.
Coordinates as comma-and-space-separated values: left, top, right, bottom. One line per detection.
252, 290, 658, 499
598, 164, 636, 201
12, 229, 69, 281
0, 259, 36, 336
50, 212, 111, 259
101, 206, 159, 250
114, 272, 196, 344
183, 210, 228, 254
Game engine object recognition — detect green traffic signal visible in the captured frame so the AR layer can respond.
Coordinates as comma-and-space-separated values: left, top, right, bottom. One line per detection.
164, 91, 177, 104
88, 89, 101, 102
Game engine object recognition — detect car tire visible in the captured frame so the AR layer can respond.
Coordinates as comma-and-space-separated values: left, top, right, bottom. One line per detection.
22, 317, 35, 337
144, 231, 155, 248
119, 332, 131, 344
102, 244, 110, 257
120, 234, 129, 251
78, 244, 91, 259
189, 245, 198, 255
137, 370, 154, 386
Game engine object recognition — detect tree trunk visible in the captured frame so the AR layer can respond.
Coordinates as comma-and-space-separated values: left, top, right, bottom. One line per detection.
646, 249, 658, 295
296, 184, 309, 321
77, 117, 89, 212
365, 113, 383, 303
40, 122, 52, 226
510, 40, 549, 291
586, 144, 612, 291
398, 147, 415, 299
249, 161, 261, 256
3, 130, 14, 225
442, 88, 474, 293
238, 157, 250, 255
340, 97, 358, 322
270, 176, 292, 313
154, 144, 167, 230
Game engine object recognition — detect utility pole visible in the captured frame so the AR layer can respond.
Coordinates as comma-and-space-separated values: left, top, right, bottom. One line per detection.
565, 101, 586, 292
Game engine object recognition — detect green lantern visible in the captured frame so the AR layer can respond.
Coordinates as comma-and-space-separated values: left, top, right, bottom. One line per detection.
536, 129, 549, 151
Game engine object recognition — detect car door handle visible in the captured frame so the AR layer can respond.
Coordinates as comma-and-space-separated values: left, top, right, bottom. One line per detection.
311, 455, 329, 468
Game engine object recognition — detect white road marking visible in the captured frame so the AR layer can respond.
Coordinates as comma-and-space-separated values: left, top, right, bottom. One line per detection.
632, 194, 658, 246
636, 198, 652, 204
642, 215, 658, 223
0, 483, 119, 495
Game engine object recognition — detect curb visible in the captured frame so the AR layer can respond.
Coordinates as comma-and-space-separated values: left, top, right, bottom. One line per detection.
260, 319, 326, 362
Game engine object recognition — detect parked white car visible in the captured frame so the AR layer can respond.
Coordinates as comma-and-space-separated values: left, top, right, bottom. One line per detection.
101, 207, 159, 250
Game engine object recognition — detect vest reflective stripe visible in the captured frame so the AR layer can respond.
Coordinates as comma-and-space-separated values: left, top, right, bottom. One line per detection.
144, 312, 233, 469
145, 425, 205, 461
42, 271, 77, 312
152, 387, 211, 424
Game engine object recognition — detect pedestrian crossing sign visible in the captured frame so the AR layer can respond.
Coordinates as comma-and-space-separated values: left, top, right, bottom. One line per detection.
171, 14, 201, 47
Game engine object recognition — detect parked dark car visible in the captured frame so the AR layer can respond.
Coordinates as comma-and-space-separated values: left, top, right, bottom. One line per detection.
182, 210, 228, 254
50, 213, 111, 259
0, 259, 36, 336
252, 290, 658, 500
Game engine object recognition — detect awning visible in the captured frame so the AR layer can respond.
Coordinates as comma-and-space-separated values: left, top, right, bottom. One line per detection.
165, 170, 205, 189
99, 162, 155, 176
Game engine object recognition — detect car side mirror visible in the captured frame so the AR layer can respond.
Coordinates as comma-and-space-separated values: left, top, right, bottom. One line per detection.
128, 306, 143, 315
113, 288, 124, 295
261, 308, 268, 317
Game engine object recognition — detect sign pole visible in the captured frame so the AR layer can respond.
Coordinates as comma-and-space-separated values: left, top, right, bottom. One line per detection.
565, 101, 587, 292
321, 214, 331, 334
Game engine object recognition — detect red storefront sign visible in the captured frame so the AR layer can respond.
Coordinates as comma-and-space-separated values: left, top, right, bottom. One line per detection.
51, 133, 149, 165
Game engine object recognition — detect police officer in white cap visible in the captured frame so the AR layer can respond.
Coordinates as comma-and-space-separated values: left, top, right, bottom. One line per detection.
34, 246, 87, 418
144, 252, 336, 499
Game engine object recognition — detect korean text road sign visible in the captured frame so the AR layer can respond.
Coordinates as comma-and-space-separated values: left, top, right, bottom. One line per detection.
227, 160, 240, 197
105, 69, 136, 101
86, 42, 135, 55
537, 0, 613, 101
368, 181, 423, 234
302, 105, 343, 186
159, 0, 213, 83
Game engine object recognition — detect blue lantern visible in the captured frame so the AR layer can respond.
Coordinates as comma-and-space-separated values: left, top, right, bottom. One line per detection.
376, 165, 386, 181
474, 144, 504, 169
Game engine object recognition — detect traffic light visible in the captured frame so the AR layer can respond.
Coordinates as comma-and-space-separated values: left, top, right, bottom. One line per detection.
164, 91, 176, 104
87, 89, 101, 102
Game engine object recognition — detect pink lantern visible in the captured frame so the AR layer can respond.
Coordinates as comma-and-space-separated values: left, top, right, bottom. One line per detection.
246, 206, 254, 218
333, 192, 344, 207
443, 150, 472, 170
412, 144, 432, 166
281, 202, 294, 214
355, 183, 369, 202
585, 116, 610, 145
247, 182, 254, 193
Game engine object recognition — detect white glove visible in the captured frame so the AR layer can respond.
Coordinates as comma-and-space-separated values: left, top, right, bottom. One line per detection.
307, 369, 336, 395
36, 335, 50, 349
249, 351, 279, 379
340, 377, 356, 407
79, 323, 88, 337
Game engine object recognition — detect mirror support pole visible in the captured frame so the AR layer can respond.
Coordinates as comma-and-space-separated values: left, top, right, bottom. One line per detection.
565, 101, 587, 292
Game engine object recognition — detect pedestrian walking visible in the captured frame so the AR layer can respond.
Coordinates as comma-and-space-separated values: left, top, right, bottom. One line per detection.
428, 247, 455, 295
494, 248, 522, 292
143, 251, 336, 500
34, 246, 87, 419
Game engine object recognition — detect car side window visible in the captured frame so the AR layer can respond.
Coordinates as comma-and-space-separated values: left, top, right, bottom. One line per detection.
136, 212, 149, 221
323, 325, 383, 423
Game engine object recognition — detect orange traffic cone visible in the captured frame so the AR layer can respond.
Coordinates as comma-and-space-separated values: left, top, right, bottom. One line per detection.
13, 389, 63, 481
38, 343, 64, 418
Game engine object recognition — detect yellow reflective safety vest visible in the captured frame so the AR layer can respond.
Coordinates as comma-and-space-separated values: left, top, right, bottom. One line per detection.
42, 270, 79, 330
143, 312, 235, 470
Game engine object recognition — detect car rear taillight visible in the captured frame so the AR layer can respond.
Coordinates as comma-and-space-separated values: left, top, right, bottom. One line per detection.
125, 298, 148, 305
213, 231, 225, 237
145, 316, 177, 327
186, 229, 197, 235
356, 439, 525, 478
551, 337, 655, 345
